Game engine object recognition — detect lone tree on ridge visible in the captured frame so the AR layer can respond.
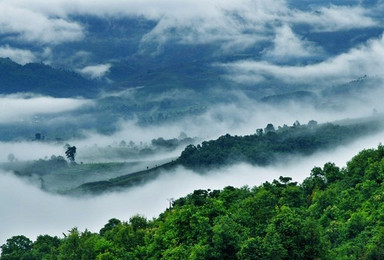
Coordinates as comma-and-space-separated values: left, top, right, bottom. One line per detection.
65, 145, 77, 163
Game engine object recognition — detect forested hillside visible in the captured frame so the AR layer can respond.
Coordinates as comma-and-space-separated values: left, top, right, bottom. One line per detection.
3, 145, 384, 259
178, 119, 382, 169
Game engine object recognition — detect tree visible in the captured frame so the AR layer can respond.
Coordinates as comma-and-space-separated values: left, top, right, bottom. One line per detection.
129, 215, 148, 231
323, 162, 342, 184
31, 235, 60, 259
100, 218, 121, 236
1, 235, 33, 260
237, 237, 264, 260
212, 215, 244, 259
65, 146, 77, 163
7, 153, 15, 162
264, 123, 275, 134
267, 206, 325, 259
308, 120, 318, 128
293, 120, 301, 127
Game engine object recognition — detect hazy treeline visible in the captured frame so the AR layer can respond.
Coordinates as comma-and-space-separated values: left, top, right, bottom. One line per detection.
3, 145, 384, 259
0, 133, 196, 193
78, 134, 196, 162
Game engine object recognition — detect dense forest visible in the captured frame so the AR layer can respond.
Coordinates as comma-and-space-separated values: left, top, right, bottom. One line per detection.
3, 145, 384, 259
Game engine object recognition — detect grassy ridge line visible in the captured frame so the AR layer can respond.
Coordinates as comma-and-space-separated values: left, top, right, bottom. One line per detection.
65, 161, 177, 195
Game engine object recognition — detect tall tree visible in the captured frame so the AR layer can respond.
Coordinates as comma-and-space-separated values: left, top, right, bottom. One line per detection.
65, 146, 77, 163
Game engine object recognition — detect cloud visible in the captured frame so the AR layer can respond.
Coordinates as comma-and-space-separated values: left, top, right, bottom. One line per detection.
0, 142, 64, 163
1, 0, 379, 52
289, 5, 378, 32
0, 86, 376, 164
0, 84, 375, 162
262, 24, 323, 62
0, 94, 93, 123
222, 33, 384, 85
75, 92, 380, 156
78, 64, 111, 79
0, 45, 36, 65
0, 3, 84, 44
138, 0, 283, 51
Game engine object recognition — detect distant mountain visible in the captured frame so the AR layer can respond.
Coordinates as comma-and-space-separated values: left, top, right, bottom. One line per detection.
261, 90, 318, 105
321, 75, 379, 97
0, 58, 99, 97
259, 76, 382, 110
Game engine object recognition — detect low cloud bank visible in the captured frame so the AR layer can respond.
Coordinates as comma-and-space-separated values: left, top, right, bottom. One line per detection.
0, 0, 382, 69
0, 90, 380, 162
0, 94, 93, 124
223, 34, 384, 85
0, 45, 36, 65
78, 64, 111, 79
81, 95, 382, 147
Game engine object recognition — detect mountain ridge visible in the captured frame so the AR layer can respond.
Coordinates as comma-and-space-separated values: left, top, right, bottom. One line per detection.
0, 58, 99, 98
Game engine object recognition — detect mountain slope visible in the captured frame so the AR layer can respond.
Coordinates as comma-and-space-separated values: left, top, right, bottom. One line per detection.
0, 58, 99, 97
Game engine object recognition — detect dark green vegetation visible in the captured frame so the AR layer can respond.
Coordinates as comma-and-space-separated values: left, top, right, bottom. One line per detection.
4, 145, 384, 259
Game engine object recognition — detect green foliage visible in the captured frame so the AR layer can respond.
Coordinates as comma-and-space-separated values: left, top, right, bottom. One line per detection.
99, 218, 121, 236
6, 145, 384, 259
0, 235, 33, 260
